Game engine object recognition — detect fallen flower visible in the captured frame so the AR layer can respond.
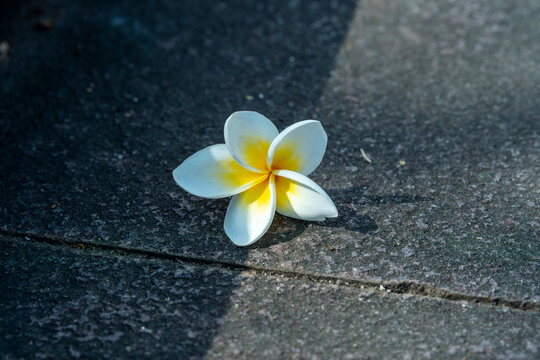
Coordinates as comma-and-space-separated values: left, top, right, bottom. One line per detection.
173, 111, 338, 246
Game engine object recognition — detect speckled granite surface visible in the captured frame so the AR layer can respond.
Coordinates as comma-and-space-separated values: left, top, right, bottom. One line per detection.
1, 0, 537, 304
1, 0, 539, 357
2, 236, 539, 359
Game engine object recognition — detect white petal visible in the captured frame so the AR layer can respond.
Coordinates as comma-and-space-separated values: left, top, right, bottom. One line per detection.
224, 176, 276, 246
224, 111, 279, 173
267, 120, 327, 175
173, 144, 267, 199
273, 169, 338, 221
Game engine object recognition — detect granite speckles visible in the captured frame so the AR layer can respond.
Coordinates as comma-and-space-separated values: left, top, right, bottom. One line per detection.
0, 0, 538, 310
2, 237, 539, 359
1, 236, 239, 358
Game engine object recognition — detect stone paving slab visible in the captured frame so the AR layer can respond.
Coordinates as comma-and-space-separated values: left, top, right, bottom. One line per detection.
1, 0, 539, 305
2, 236, 539, 359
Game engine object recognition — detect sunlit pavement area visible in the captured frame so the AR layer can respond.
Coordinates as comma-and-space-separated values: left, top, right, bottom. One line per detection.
1, 0, 539, 358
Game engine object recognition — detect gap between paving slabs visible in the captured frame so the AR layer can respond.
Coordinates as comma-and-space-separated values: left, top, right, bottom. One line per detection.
4, 234, 539, 359
4, 230, 537, 312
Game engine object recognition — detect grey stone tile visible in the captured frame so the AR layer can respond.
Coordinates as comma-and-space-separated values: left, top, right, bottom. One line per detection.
1, 236, 538, 359
1, 0, 538, 304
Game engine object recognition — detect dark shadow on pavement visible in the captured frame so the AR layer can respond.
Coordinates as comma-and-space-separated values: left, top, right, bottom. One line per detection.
0, 0, 359, 358
251, 188, 431, 248
327, 187, 433, 207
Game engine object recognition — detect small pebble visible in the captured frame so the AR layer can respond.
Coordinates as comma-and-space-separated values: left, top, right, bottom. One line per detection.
140, 326, 153, 333
0, 41, 9, 63
35, 19, 54, 31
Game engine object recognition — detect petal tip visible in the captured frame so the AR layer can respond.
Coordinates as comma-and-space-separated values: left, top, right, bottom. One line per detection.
224, 223, 266, 247
171, 163, 186, 189
223, 180, 277, 247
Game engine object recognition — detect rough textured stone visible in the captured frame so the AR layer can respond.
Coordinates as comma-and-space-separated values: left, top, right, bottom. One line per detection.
2, 236, 539, 359
1, 0, 538, 306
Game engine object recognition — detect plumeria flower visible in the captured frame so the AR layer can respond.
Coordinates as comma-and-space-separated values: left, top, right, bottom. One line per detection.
172, 111, 338, 246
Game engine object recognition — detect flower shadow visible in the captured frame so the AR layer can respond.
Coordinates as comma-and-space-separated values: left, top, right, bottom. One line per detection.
327, 187, 433, 207
249, 214, 310, 248
249, 187, 432, 249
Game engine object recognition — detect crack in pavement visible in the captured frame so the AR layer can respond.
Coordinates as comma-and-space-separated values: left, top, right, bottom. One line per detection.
2, 229, 538, 312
